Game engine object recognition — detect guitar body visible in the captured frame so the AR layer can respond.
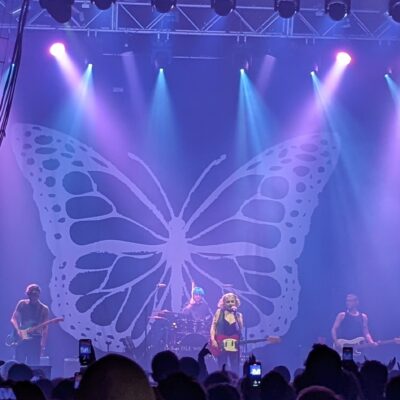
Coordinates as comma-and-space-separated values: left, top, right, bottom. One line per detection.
5, 317, 64, 347
209, 334, 280, 357
210, 334, 240, 357
334, 337, 366, 355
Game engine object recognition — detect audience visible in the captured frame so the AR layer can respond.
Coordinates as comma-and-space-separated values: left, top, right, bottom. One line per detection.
0, 342, 398, 400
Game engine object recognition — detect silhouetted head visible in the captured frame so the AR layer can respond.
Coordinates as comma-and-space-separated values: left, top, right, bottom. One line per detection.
13, 381, 46, 400
386, 375, 400, 400
179, 357, 200, 379
158, 372, 206, 400
7, 363, 33, 382
207, 383, 241, 400
77, 354, 154, 400
203, 371, 231, 388
360, 360, 388, 399
260, 371, 295, 400
298, 385, 340, 400
273, 365, 291, 383
151, 350, 180, 383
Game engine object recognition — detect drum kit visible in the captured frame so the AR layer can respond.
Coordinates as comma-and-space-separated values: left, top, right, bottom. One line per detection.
148, 310, 210, 358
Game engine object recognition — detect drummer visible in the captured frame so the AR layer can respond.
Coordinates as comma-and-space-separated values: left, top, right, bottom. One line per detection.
182, 286, 212, 321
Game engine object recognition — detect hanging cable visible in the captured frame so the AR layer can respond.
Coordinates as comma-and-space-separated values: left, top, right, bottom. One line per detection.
0, 0, 30, 147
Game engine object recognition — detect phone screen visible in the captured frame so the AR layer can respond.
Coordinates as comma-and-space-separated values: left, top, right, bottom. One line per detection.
249, 362, 262, 387
342, 346, 353, 361
79, 339, 93, 366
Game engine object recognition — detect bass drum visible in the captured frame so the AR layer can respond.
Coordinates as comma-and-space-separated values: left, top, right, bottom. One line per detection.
176, 334, 208, 358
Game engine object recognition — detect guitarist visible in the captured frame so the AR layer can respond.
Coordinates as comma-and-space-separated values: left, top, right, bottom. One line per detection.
331, 293, 377, 352
210, 293, 243, 373
10, 284, 49, 365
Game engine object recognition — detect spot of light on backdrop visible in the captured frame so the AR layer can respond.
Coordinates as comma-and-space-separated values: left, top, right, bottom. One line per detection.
325, 0, 351, 21
211, 0, 236, 17
274, 0, 300, 19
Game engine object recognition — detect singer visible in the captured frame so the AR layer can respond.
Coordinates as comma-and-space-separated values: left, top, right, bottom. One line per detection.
210, 292, 243, 373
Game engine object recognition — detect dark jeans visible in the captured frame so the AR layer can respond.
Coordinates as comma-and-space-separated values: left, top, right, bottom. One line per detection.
217, 350, 240, 374
15, 336, 41, 365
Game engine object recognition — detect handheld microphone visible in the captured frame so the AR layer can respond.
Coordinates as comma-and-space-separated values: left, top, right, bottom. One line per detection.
231, 306, 237, 313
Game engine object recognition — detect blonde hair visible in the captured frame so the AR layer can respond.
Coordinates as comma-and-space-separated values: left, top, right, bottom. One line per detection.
217, 292, 240, 309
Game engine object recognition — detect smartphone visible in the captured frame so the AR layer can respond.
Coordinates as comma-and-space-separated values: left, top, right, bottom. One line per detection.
79, 338, 94, 366
342, 346, 353, 361
248, 362, 262, 387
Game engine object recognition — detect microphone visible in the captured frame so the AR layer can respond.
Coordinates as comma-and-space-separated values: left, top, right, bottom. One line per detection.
231, 306, 237, 313
156, 283, 167, 288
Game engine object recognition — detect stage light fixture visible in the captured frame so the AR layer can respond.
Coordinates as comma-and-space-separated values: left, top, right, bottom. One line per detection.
325, 0, 351, 21
389, 0, 400, 23
274, 0, 300, 19
211, 0, 236, 16
49, 42, 66, 58
39, 0, 74, 23
151, 0, 176, 13
336, 51, 351, 66
91, 0, 116, 10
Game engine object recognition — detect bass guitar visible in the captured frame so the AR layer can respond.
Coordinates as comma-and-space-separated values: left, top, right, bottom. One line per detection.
334, 336, 400, 356
5, 317, 64, 347
210, 334, 281, 357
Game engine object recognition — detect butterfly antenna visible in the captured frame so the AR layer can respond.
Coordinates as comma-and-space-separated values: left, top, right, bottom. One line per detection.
179, 154, 226, 219
128, 153, 174, 218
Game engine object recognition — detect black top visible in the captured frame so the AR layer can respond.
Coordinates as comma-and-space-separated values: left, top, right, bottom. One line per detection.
338, 312, 364, 339
182, 302, 211, 321
216, 310, 241, 336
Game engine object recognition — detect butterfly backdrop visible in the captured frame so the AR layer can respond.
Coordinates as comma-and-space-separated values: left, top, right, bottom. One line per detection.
1, 32, 400, 368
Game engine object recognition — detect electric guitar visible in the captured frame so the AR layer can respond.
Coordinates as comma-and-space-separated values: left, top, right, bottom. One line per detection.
5, 317, 64, 347
210, 334, 281, 357
334, 336, 400, 356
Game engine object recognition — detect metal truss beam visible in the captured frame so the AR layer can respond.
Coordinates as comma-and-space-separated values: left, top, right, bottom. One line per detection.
0, 1, 399, 42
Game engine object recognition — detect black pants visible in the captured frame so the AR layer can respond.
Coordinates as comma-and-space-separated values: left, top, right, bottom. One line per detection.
217, 350, 240, 374
15, 336, 41, 365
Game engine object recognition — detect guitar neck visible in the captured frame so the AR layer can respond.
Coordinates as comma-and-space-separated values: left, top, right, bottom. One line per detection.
26, 318, 63, 333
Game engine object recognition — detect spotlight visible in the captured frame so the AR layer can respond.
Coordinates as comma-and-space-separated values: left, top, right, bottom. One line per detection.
152, 49, 172, 70
336, 51, 351, 66
49, 42, 66, 58
91, 0, 116, 10
389, 0, 400, 23
211, 0, 236, 16
274, 0, 300, 19
39, 0, 74, 23
325, 0, 351, 21
151, 0, 176, 13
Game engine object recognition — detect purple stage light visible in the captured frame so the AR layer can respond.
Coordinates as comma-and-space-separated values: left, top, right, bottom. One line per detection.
336, 51, 351, 66
49, 43, 66, 58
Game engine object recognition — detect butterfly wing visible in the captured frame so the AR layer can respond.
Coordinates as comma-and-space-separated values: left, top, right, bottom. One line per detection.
12, 124, 174, 351
181, 133, 340, 339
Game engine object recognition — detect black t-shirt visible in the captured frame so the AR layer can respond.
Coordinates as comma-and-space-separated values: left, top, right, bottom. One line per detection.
182, 302, 211, 320
16, 300, 49, 335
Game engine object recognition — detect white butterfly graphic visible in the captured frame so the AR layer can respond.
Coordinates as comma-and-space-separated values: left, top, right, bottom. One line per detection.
12, 124, 340, 352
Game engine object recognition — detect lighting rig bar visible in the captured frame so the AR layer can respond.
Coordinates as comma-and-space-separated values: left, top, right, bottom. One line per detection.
0, 1, 399, 42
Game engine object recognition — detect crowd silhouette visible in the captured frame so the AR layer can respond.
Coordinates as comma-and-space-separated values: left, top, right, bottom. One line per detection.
0, 343, 400, 400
